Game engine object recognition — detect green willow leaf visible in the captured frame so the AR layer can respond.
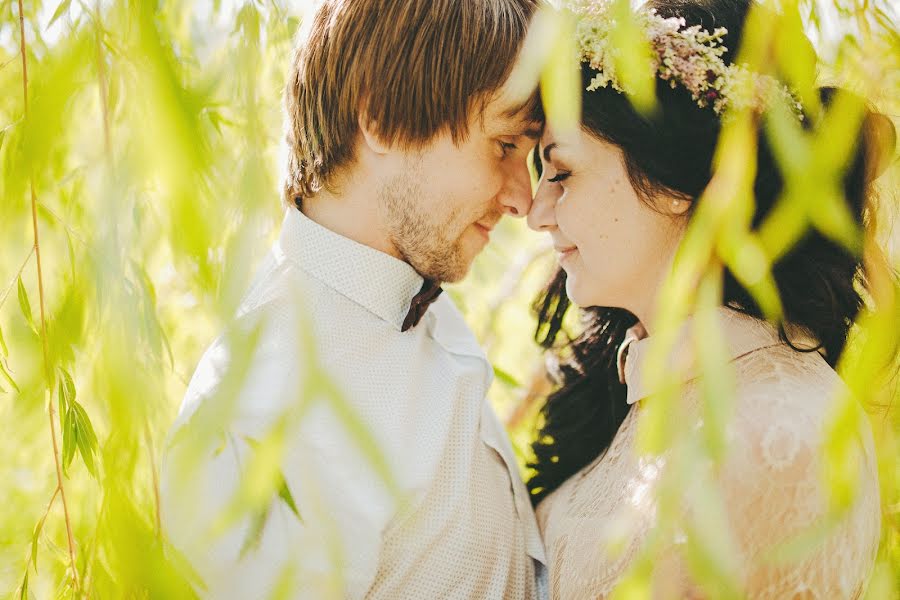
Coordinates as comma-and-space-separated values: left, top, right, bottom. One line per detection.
57, 368, 75, 437
1, 357, 19, 394
62, 409, 77, 476
239, 503, 271, 558
72, 401, 99, 478
277, 476, 302, 522
610, 0, 656, 113
17, 569, 28, 600
493, 365, 521, 389
0, 323, 8, 356
17, 276, 38, 336
241, 435, 302, 522
65, 229, 76, 282
30, 508, 50, 572
47, 0, 74, 30
58, 367, 75, 411
56, 379, 66, 434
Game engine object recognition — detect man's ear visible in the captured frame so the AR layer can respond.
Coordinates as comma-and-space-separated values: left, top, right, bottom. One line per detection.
358, 113, 391, 155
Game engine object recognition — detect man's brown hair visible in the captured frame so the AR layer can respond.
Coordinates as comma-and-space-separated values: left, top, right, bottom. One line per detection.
282, 0, 539, 203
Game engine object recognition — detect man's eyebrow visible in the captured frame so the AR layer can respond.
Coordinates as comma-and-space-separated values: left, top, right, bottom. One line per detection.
518, 125, 542, 140
543, 143, 558, 162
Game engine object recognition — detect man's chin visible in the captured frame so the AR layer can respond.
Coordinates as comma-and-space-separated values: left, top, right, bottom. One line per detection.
418, 254, 474, 284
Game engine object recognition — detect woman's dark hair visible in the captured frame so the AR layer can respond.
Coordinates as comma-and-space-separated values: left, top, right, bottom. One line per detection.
527, 0, 895, 505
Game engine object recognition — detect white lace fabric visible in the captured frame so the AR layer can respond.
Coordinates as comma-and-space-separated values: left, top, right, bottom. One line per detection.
536, 309, 881, 599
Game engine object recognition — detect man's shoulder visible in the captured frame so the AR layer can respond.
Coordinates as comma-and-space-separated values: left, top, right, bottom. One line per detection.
169, 248, 411, 438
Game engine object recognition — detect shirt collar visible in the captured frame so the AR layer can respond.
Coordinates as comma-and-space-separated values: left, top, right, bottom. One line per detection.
620, 307, 819, 405
273, 207, 425, 331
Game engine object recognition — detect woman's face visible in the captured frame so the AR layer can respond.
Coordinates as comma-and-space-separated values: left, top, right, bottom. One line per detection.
527, 126, 690, 326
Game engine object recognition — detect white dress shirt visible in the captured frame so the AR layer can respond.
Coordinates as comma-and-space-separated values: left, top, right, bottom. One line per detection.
161, 206, 546, 599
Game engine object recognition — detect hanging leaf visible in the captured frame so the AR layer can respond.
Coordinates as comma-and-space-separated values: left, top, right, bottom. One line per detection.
241, 435, 302, 522
30, 506, 51, 572
47, 0, 74, 30
0, 357, 18, 394
65, 230, 76, 282
57, 368, 75, 437
493, 365, 522, 390
62, 409, 77, 477
58, 367, 76, 409
277, 476, 301, 522
17, 568, 28, 600
72, 401, 99, 478
0, 323, 8, 356
17, 277, 38, 336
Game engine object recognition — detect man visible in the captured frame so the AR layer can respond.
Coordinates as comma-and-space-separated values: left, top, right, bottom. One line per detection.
161, 1, 545, 598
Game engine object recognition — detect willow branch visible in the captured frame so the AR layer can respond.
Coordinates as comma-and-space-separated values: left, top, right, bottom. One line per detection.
0, 247, 35, 310
16, 0, 79, 590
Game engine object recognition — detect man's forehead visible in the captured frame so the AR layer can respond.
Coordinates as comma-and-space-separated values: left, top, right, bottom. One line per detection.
485, 100, 543, 137
482, 86, 543, 130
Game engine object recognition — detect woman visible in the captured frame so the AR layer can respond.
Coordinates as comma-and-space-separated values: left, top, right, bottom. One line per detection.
526, 0, 892, 597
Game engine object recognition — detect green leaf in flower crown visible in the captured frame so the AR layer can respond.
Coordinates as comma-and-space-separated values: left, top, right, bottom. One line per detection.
17, 276, 38, 336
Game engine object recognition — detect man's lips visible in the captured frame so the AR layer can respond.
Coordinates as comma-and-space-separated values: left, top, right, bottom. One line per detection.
555, 245, 578, 260
474, 222, 494, 240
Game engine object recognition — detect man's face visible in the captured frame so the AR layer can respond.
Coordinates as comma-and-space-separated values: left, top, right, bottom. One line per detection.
377, 92, 540, 283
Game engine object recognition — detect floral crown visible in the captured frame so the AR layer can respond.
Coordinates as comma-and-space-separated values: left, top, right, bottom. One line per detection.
567, 0, 804, 120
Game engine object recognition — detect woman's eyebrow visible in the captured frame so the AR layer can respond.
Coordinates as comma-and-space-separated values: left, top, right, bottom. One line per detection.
542, 143, 558, 162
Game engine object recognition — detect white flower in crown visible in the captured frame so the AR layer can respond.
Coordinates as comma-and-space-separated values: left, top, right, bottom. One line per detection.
565, 0, 804, 120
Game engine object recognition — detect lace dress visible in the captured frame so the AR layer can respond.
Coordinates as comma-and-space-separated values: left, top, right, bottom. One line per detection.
536, 308, 881, 599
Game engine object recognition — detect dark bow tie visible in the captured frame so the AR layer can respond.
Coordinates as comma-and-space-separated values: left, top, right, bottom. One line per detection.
402, 279, 443, 332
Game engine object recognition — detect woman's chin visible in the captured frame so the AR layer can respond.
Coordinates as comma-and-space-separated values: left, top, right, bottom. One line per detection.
564, 277, 594, 307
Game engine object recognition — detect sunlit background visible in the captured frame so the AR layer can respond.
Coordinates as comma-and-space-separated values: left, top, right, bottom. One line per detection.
1, 0, 897, 597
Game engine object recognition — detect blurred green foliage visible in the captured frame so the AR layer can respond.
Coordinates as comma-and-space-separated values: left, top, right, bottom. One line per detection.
0, 0, 897, 598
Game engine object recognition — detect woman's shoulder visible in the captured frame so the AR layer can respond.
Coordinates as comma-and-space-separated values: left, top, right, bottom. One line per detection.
729, 337, 850, 426
722, 339, 880, 472
715, 341, 881, 597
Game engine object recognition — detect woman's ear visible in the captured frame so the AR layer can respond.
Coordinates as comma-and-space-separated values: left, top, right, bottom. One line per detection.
863, 111, 896, 181
665, 196, 692, 216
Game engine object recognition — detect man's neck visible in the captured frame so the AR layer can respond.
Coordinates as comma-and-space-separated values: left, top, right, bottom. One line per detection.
298, 189, 402, 260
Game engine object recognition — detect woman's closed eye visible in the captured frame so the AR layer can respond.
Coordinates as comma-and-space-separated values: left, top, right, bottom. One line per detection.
547, 171, 570, 183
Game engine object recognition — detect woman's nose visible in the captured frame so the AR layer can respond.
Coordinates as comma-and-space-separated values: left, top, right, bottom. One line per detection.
527, 181, 557, 232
